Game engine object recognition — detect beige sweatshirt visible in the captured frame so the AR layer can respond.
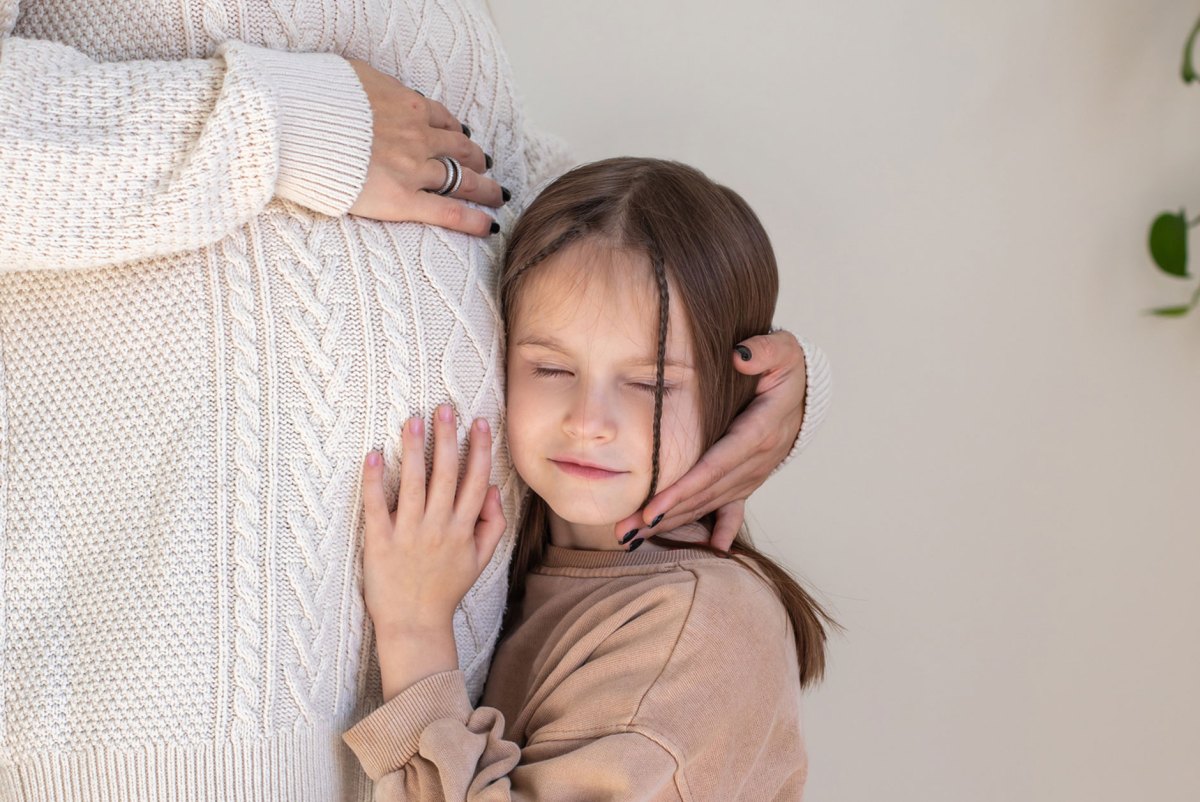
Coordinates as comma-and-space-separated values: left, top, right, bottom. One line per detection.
343, 542, 808, 800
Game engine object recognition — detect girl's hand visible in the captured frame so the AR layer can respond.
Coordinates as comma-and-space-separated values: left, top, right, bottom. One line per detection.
345, 59, 508, 237
360, 405, 506, 641
615, 331, 807, 551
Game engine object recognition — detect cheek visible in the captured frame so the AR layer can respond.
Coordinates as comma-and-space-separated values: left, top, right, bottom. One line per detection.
655, 395, 705, 482
505, 367, 538, 458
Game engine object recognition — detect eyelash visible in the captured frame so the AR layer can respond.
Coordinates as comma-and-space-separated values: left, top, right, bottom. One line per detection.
531, 367, 673, 396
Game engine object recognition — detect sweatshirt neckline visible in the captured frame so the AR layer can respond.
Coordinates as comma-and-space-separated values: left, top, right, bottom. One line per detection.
539, 542, 724, 570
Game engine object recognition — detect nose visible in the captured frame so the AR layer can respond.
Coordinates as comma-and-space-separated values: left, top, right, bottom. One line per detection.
562, 380, 616, 444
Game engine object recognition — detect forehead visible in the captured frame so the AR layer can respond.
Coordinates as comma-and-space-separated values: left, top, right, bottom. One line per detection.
510, 240, 692, 359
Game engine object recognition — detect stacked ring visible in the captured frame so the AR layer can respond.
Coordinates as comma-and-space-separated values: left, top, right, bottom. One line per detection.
434, 156, 464, 196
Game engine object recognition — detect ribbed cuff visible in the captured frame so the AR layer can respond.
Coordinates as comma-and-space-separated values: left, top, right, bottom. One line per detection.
775, 335, 833, 472
342, 670, 473, 781
226, 44, 373, 217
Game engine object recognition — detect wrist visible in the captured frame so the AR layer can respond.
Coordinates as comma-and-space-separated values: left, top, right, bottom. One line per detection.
373, 613, 455, 643
376, 625, 459, 703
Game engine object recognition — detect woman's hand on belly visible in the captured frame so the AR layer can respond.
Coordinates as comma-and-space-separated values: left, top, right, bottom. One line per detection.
346, 59, 509, 237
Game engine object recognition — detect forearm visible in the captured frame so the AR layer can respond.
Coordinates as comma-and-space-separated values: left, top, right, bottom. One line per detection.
0, 34, 370, 270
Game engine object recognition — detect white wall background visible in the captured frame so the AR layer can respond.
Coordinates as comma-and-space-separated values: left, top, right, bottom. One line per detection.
492, 2, 1200, 800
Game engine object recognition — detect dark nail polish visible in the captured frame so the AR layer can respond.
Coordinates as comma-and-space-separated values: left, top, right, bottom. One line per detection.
501, 186, 511, 203
628, 537, 645, 552
485, 153, 493, 170
462, 123, 472, 137
649, 514, 664, 528
490, 221, 500, 235
620, 528, 640, 545
735, 345, 753, 362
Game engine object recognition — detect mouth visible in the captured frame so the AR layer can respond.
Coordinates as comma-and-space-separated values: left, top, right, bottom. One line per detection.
549, 458, 627, 480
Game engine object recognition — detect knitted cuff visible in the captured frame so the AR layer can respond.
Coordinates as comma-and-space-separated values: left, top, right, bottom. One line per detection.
773, 334, 833, 474
342, 670, 474, 781
224, 43, 373, 217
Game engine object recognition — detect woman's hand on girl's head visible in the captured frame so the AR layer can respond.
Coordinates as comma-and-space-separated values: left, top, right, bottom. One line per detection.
615, 331, 807, 552
345, 59, 509, 237
360, 405, 506, 640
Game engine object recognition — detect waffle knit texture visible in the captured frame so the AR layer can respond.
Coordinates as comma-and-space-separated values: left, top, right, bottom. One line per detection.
0, 1, 574, 799
342, 541, 808, 800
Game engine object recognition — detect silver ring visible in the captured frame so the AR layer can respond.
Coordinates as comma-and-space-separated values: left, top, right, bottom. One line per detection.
434, 156, 463, 196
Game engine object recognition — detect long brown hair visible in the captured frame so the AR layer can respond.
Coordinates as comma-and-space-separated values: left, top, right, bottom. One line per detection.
500, 157, 835, 687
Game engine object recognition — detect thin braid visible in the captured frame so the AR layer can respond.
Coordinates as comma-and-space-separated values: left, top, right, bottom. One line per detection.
642, 250, 670, 508
503, 225, 588, 318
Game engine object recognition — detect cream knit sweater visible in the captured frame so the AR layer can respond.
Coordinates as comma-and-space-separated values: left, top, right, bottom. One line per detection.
0, 1, 575, 799
0, 2, 832, 800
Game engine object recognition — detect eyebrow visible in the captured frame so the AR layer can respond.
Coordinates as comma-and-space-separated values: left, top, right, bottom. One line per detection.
515, 335, 693, 370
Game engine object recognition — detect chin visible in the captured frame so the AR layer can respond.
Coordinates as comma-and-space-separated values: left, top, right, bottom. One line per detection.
543, 494, 637, 528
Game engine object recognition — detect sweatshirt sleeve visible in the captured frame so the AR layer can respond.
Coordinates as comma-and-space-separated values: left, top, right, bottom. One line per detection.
343, 670, 683, 801
0, 3, 372, 271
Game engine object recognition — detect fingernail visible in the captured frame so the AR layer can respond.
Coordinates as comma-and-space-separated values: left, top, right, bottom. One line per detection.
490, 221, 500, 235
462, 123, 472, 137
475, 418, 489, 433
620, 528, 640, 545
628, 537, 645, 552
501, 186, 511, 203
409, 417, 423, 435
485, 153, 493, 170
735, 345, 752, 362
438, 404, 453, 422
366, 451, 381, 467
649, 513, 664, 528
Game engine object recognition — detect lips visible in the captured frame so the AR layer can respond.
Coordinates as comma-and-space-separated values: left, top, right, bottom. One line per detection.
549, 458, 627, 480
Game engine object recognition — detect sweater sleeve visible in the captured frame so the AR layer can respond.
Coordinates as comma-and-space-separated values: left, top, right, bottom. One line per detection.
343, 670, 683, 801
0, 2, 372, 271
778, 336, 833, 468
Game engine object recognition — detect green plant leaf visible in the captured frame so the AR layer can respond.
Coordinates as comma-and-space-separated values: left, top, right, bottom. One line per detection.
1149, 304, 1194, 317
1184, 15, 1200, 83
1149, 210, 1190, 277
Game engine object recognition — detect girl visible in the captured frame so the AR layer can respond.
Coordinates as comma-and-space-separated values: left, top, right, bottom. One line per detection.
345, 158, 834, 799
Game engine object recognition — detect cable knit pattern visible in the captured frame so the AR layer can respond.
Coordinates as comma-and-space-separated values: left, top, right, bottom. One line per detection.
0, 1, 576, 799
222, 224, 268, 738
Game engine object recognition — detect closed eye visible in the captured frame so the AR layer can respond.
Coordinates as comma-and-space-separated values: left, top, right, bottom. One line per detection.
630, 382, 673, 396
532, 366, 571, 378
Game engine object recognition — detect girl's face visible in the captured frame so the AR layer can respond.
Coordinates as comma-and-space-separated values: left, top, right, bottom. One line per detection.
506, 240, 704, 547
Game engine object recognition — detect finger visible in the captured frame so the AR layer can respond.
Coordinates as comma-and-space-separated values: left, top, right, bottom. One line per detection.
428, 129, 488, 176
361, 451, 390, 535
655, 466, 762, 530
424, 97, 465, 134
405, 191, 498, 238
420, 158, 504, 208
732, 330, 802, 377
709, 500, 745, 552
638, 436, 746, 524
397, 416, 426, 518
455, 418, 493, 521
426, 404, 460, 514
448, 167, 506, 209
474, 486, 507, 572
